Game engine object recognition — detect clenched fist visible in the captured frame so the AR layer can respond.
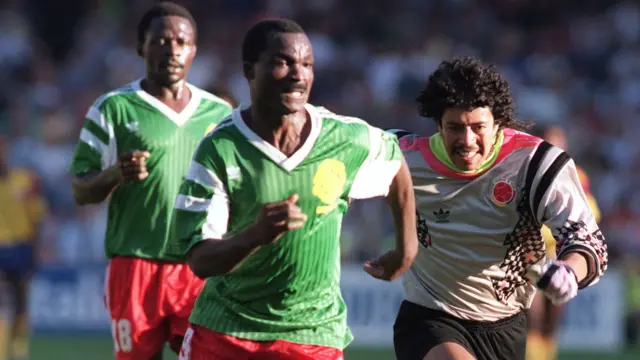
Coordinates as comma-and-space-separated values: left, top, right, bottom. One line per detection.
253, 194, 308, 245
118, 150, 150, 182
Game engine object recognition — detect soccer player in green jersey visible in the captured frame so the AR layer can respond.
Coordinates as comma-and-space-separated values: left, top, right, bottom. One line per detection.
69, 3, 232, 359
171, 19, 419, 360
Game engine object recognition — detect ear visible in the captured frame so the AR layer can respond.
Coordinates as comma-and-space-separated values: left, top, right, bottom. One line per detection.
190, 44, 198, 58
242, 62, 254, 81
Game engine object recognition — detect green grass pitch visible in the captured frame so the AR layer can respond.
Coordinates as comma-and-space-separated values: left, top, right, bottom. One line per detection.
30, 336, 639, 360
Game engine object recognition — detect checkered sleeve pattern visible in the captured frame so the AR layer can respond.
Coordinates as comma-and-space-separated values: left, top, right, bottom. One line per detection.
540, 160, 608, 288
492, 194, 547, 303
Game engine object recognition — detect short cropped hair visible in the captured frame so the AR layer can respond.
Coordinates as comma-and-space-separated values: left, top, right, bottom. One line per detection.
137, 2, 197, 45
241, 19, 305, 64
416, 56, 528, 130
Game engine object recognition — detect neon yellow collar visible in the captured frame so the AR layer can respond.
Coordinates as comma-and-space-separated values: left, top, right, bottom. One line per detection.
429, 130, 504, 174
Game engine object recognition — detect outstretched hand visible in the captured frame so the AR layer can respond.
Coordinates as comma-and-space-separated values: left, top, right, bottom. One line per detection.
364, 249, 413, 281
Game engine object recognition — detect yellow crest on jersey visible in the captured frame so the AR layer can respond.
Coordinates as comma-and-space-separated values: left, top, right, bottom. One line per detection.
312, 159, 346, 214
204, 123, 217, 136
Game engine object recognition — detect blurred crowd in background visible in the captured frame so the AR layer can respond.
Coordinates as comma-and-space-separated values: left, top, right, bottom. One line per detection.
1, 0, 640, 345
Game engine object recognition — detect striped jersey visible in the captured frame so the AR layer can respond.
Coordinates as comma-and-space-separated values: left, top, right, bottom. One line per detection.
390, 128, 608, 322
70, 79, 232, 261
170, 104, 402, 349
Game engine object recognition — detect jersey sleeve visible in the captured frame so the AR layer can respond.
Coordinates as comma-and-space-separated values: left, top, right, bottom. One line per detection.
348, 126, 403, 199
70, 98, 118, 174
536, 158, 608, 289
170, 137, 229, 256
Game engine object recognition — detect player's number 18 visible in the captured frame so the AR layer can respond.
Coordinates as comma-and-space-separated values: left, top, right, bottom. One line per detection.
111, 319, 133, 353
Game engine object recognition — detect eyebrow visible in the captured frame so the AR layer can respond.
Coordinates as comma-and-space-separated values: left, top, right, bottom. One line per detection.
272, 52, 294, 60
272, 51, 313, 61
155, 29, 194, 39
446, 121, 486, 126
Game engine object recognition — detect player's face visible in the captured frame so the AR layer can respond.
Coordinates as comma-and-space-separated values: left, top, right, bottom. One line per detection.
439, 107, 499, 171
141, 16, 196, 86
248, 32, 314, 114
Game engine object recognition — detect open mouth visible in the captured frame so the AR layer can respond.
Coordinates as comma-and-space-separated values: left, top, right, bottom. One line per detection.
283, 91, 304, 99
455, 150, 479, 163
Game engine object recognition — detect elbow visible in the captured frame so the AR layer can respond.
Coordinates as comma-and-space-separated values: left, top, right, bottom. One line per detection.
188, 262, 228, 279
186, 244, 227, 279
186, 254, 212, 279
72, 190, 98, 206
188, 264, 210, 280
72, 184, 105, 205
72, 186, 89, 206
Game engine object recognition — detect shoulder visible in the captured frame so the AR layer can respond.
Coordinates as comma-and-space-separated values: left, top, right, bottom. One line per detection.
191, 116, 240, 172
459, 128, 544, 170
522, 133, 570, 168
310, 104, 381, 144
312, 105, 370, 130
502, 128, 543, 151
385, 128, 427, 151
91, 81, 138, 111
198, 116, 238, 153
189, 85, 233, 110
386, 129, 415, 139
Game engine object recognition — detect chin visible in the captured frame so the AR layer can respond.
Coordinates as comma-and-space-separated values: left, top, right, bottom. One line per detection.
168, 76, 185, 85
279, 101, 307, 114
155, 74, 184, 87
453, 161, 478, 172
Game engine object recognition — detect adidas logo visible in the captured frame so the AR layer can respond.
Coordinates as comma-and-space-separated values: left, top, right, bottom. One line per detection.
433, 208, 450, 223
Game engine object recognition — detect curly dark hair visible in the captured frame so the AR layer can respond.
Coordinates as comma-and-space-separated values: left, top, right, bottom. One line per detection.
416, 56, 529, 130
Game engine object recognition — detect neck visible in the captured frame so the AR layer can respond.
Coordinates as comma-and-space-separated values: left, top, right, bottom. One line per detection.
142, 77, 188, 101
243, 104, 310, 156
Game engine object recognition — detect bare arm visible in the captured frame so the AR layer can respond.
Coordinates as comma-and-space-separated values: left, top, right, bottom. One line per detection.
560, 252, 589, 282
71, 167, 121, 205
364, 157, 419, 281
185, 194, 306, 278
186, 226, 263, 278
385, 157, 419, 268
72, 150, 150, 205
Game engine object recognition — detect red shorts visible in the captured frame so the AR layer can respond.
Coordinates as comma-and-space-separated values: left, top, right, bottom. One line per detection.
179, 324, 344, 360
104, 256, 205, 359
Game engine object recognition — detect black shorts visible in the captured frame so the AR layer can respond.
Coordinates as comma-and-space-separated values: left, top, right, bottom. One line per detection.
394, 300, 527, 360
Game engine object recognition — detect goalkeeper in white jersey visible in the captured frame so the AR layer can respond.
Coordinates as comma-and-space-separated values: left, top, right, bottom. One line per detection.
386, 57, 608, 360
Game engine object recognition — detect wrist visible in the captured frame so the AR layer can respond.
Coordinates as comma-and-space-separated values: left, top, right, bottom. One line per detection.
106, 165, 124, 184
242, 224, 269, 248
558, 251, 589, 282
396, 234, 418, 259
563, 263, 580, 285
